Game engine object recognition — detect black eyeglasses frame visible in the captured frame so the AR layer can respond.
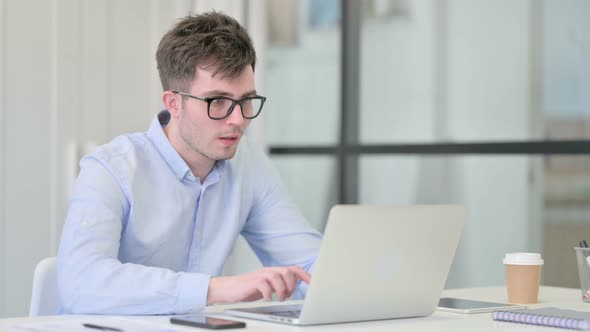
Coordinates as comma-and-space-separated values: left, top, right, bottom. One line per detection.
171, 90, 267, 120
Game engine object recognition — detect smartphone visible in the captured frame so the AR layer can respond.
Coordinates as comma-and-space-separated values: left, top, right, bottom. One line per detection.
170, 314, 246, 329
437, 297, 527, 314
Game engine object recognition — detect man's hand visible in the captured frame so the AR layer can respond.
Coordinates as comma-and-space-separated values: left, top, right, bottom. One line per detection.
206, 266, 311, 305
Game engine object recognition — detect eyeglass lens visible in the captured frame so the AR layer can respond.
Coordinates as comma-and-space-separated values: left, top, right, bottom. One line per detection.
209, 97, 263, 119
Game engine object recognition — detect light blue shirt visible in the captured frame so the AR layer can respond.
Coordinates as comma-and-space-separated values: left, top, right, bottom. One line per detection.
57, 111, 322, 315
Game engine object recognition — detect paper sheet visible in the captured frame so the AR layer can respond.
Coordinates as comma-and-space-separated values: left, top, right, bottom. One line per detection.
10, 317, 181, 332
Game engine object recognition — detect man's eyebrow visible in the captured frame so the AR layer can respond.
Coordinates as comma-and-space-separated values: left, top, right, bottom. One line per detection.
201, 90, 258, 98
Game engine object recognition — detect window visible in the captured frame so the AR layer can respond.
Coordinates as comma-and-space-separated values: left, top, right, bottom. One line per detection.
265, 0, 590, 288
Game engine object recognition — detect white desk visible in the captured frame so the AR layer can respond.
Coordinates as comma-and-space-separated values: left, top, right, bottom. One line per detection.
0, 286, 586, 331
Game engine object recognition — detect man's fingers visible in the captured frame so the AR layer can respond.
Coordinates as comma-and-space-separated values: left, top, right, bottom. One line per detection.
267, 273, 288, 301
256, 279, 273, 301
239, 267, 312, 303
289, 266, 312, 284
282, 270, 298, 296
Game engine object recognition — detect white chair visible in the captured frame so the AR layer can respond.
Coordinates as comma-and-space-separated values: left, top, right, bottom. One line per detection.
29, 256, 60, 316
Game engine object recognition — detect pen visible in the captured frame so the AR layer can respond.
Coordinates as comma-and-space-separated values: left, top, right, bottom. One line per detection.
82, 323, 123, 332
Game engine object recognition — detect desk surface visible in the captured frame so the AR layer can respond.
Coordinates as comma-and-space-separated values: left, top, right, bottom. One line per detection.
0, 286, 586, 331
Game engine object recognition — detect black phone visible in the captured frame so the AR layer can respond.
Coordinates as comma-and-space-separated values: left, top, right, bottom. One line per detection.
170, 314, 246, 330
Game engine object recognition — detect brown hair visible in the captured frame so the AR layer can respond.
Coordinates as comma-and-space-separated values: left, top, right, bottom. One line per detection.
156, 11, 256, 91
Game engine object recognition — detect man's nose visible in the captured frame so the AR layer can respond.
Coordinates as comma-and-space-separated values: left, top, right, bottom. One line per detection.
225, 104, 246, 126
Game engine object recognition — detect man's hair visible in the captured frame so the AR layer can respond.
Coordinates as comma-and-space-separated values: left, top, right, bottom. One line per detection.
156, 11, 256, 91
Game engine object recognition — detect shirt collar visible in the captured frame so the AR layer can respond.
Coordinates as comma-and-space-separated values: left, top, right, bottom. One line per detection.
214, 158, 226, 177
147, 110, 227, 181
147, 110, 191, 181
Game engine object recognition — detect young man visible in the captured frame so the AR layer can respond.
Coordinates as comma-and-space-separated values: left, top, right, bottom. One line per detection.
57, 12, 322, 315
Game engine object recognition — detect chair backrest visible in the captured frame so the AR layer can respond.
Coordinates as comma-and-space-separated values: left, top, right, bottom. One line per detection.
29, 256, 60, 316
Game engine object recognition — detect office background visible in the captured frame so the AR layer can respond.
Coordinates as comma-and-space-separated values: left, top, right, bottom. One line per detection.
0, 0, 589, 318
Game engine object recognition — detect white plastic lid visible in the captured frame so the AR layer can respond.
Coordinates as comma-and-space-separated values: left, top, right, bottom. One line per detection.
503, 253, 544, 265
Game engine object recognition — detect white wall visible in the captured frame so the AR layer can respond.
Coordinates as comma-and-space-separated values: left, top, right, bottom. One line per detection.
2, 0, 54, 317
0, 0, 6, 318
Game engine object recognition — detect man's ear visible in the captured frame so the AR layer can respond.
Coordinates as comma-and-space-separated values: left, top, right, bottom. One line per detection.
162, 91, 182, 119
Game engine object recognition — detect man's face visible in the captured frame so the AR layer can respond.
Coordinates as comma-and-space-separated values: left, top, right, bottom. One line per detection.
176, 66, 255, 162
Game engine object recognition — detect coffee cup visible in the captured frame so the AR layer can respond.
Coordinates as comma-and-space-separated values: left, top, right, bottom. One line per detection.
503, 253, 543, 304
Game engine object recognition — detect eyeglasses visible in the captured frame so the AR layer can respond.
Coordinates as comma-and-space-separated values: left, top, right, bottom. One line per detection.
172, 91, 266, 120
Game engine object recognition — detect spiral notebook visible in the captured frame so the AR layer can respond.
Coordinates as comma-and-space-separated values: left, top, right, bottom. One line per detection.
493, 307, 590, 330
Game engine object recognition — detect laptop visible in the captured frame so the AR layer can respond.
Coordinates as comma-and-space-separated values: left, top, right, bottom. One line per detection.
224, 205, 466, 325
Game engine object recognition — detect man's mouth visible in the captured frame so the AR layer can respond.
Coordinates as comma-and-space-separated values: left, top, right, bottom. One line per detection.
219, 135, 240, 145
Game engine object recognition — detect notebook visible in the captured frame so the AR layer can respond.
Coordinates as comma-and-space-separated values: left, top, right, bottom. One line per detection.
493, 307, 590, 330
224, 205, 466, 325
